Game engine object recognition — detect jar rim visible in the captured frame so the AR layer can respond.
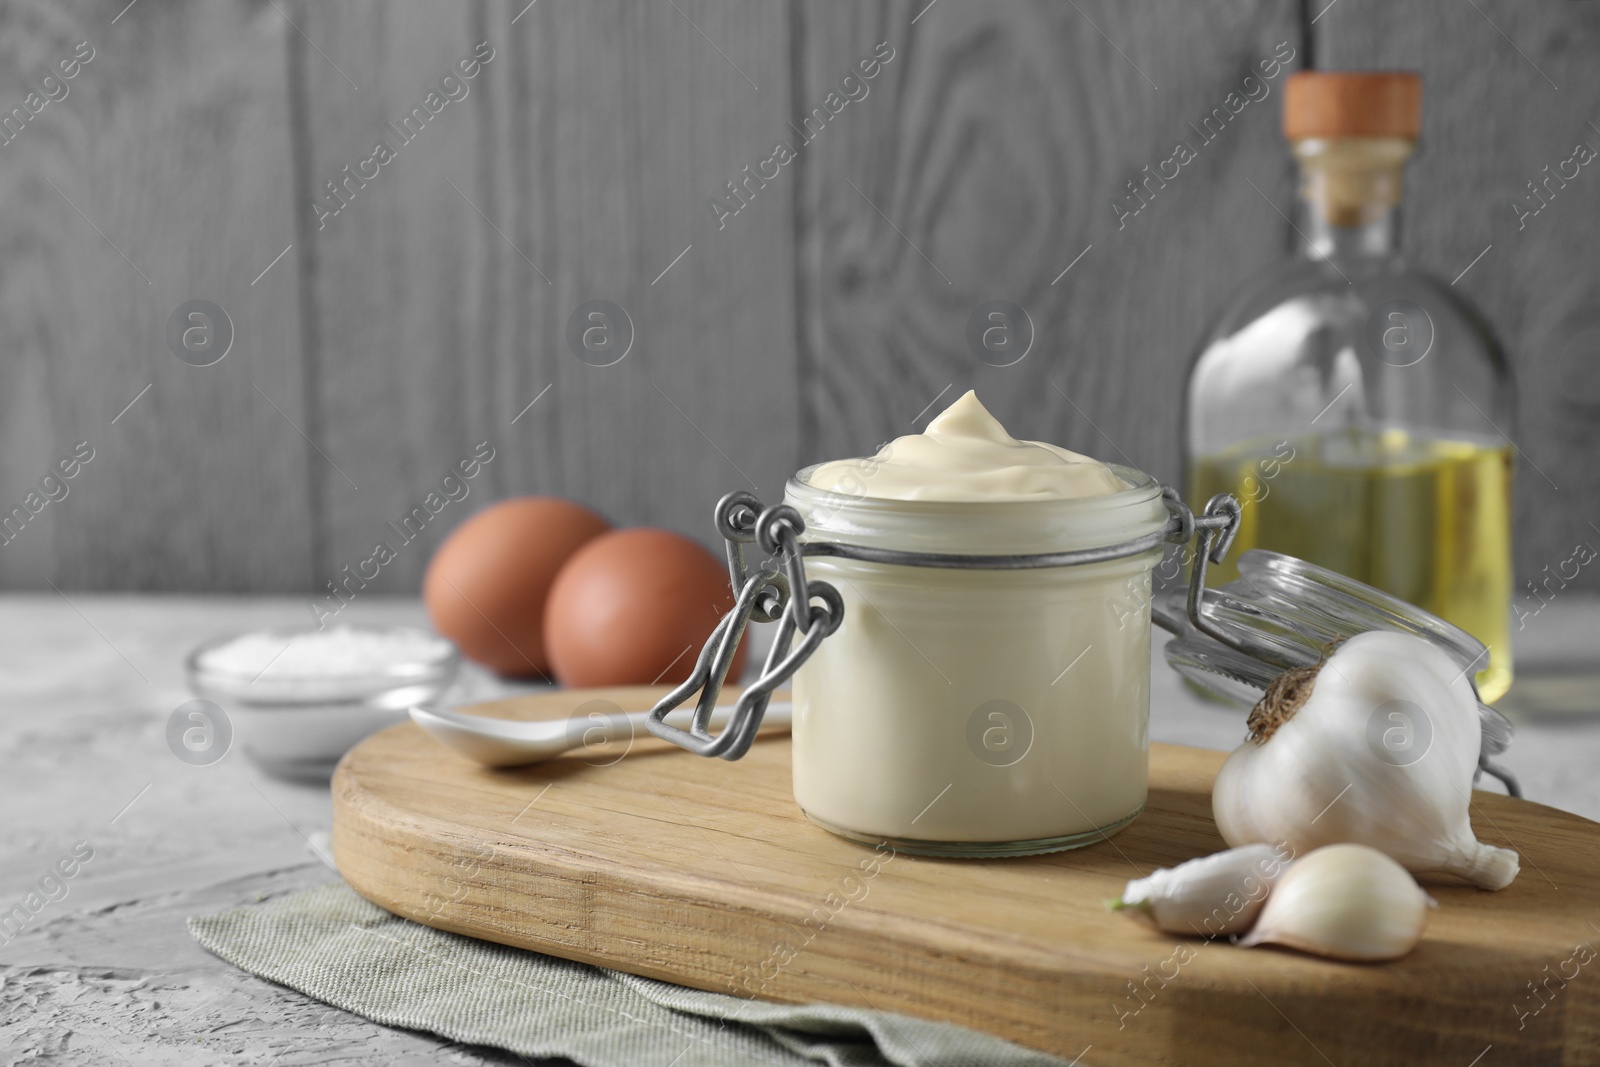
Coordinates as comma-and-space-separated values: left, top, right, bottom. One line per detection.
785, 462, 1169, 556
789, 461, 1162, 512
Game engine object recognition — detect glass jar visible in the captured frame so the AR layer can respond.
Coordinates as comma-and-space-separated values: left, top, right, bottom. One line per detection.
781, 464, 1171, 856
1183, 72, 1516, 702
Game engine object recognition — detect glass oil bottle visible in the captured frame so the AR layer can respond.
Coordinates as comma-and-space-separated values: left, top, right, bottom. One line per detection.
1184, 72, 1516, 701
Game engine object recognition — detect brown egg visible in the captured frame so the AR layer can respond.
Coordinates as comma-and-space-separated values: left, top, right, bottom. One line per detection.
545, 527, 747, 688
424, 497, 610, 678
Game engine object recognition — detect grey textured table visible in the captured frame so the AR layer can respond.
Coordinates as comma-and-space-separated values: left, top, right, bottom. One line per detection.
3, 595, 1596, 1065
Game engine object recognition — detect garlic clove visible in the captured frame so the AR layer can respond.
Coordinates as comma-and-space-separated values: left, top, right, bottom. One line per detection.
1237, 843, 1435, 962
1212, 631, 1520, 890
1111, 843, 1293, 937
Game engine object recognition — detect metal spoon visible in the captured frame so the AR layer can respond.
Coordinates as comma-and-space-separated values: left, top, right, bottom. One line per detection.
410, 701, 793, 768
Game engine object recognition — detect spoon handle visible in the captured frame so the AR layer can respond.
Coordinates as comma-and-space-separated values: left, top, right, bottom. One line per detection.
411, 700, 794, 768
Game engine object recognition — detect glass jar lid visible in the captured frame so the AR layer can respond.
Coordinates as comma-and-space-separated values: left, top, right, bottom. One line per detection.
1159, 548, 1513, 767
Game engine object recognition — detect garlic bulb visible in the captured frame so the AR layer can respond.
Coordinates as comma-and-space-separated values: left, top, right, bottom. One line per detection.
1111, 843, 1292, 936
1238, 843, 1434, 961
1212, 631, 1519, 890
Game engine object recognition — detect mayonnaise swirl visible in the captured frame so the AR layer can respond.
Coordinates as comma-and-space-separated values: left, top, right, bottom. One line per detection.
806, 390, 1127, 502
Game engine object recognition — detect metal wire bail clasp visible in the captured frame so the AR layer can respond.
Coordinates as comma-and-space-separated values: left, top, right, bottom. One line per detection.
646, 492, 843, 760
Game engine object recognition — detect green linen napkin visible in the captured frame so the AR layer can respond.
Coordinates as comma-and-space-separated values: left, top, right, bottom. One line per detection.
189, 881, 1075, 1067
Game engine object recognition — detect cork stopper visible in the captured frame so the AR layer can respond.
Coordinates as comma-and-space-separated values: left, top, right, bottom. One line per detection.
1292, 138, 1414, 228
1284, 73, 1420, 228
1283, 72, 1421, 140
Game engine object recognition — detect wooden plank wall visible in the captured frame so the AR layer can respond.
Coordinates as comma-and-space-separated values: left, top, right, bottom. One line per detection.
794, 1, 1299, 475
0, 0, 312, 591
0, 0, 1593, 598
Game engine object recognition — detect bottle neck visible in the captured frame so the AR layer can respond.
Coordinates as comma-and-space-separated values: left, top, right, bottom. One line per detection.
1291, 137, 1414, 262
1301, 200, 1401, 259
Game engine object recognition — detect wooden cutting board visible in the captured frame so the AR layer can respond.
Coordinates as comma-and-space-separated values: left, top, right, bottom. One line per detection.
331, 686, 1600, 1066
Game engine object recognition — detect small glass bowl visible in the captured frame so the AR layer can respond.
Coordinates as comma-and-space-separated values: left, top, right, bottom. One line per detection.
185, 625, 460, 781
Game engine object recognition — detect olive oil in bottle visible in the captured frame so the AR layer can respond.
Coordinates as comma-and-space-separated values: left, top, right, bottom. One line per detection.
1190, 430, 1514, 701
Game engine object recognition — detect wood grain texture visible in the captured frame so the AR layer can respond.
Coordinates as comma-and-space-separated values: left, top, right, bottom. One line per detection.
1314, 0, 1600, 598
295, 0, 799, 607
793, 1, 1300, 483
0, 0, 313, 591
332, 685, 1600, 1067
0, 0, 1595, 603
